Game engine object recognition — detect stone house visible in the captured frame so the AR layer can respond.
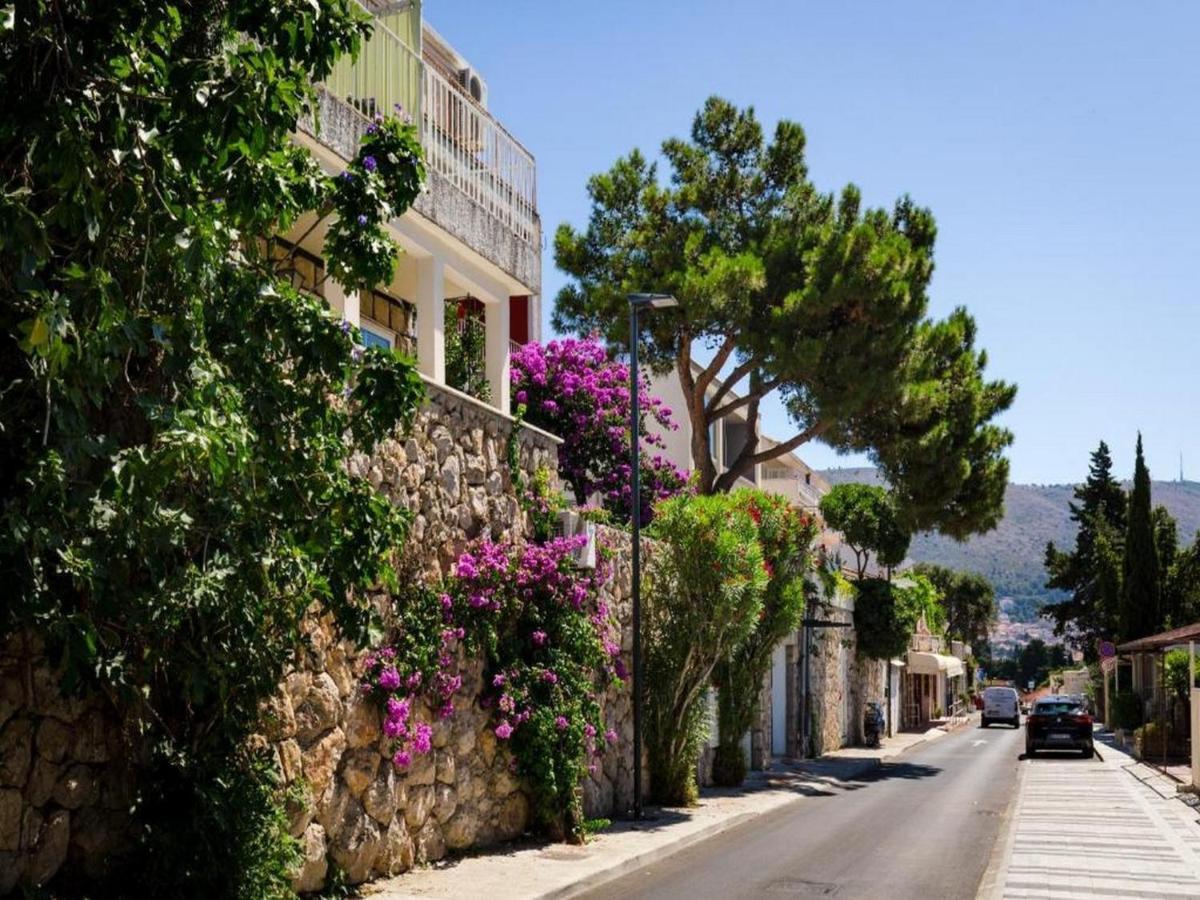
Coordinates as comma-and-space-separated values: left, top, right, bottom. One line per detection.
900, 613, 970, 728
0, 7, 643, 892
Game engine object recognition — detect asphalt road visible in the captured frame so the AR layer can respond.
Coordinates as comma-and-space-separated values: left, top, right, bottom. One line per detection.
581, 720, 1026, 900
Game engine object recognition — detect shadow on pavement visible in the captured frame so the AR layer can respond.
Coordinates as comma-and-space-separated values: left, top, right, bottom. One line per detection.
843, 761, 942, 784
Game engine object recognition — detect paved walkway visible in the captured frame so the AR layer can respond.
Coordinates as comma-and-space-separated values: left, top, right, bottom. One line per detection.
366, 724, 962, 900
980, 732, 1200, 899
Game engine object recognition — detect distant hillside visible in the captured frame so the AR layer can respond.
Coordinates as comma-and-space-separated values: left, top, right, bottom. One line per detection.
820, 467, 1200, 622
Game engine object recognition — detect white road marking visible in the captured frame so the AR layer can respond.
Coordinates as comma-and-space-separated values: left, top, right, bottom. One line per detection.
972, 739, 987, 747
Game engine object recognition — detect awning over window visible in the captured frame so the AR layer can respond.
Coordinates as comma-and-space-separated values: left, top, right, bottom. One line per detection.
906, 651, 964, 678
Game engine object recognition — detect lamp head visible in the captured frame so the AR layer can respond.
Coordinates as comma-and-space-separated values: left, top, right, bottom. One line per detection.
628, 293, 678, 310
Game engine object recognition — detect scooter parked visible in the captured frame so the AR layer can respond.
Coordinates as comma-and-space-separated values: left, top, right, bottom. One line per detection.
863, 701, 885, 748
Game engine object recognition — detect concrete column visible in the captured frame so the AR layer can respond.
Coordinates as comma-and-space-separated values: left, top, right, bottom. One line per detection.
485, 293, 511, 413
326, 280, 360, 327
415, 254, 445, 382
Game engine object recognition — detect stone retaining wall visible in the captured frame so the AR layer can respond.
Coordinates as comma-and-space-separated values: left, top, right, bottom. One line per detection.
0, 382, 642, 895
0, 633, 132, 894
270, 384, 639, 892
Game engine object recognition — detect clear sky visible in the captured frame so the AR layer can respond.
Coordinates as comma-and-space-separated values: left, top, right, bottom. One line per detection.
426, 1, 1200, 485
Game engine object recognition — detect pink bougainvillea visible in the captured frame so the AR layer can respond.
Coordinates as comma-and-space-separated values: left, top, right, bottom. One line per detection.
511, 338, 687, 524
361, 530, 625, 842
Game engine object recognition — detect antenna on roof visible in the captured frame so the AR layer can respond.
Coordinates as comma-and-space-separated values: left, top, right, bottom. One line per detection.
1181, 451, 1186, 484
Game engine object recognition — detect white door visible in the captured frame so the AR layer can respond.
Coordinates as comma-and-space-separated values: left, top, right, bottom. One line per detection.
771, 643, 787, 756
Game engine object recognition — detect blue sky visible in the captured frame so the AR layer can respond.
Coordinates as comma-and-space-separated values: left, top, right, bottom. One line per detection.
426, 1, 1200, 485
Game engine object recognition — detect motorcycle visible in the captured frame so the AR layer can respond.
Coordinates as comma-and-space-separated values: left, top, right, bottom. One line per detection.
863, 701, 886, 748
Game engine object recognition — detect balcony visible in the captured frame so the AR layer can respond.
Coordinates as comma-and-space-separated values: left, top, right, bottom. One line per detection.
301, 3, 540, 293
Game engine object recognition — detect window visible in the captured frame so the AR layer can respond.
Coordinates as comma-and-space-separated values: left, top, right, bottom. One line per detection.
266, 238, 325, 297
724, 421, 748, 468
360, 289, 417, 355
361, 328, 392, 350
1033, 700, 1083, 716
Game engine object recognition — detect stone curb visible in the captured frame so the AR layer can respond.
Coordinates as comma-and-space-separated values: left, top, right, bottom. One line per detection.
532, 756, 884, 900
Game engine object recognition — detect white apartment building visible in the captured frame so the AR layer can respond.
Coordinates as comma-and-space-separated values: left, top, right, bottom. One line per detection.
290, 1, 539, 412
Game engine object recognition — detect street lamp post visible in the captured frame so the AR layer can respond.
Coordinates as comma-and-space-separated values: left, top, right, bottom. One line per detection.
627, 292, 676, 820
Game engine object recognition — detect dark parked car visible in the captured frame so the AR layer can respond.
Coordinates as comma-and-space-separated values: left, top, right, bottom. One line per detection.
1025, 695, 1094, 758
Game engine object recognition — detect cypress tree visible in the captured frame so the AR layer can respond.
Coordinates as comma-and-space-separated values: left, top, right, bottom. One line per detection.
1042, 440, 1127, 656
1120, 434, 1161, 641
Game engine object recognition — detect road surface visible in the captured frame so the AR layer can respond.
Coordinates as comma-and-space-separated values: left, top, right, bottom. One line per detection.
581, 720, 1025, 900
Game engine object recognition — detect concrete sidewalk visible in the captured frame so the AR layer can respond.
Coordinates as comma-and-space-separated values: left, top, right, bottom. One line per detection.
978, 729, 1200, 899
366, 725, 959, 900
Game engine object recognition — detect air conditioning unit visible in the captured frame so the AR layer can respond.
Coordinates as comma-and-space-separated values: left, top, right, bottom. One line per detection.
457, 66, 488, 108
556, 509, 597, 570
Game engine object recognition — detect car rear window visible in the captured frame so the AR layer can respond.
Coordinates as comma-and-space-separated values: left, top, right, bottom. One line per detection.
1034, 700, 1082, 715
984, 688, 1014, 699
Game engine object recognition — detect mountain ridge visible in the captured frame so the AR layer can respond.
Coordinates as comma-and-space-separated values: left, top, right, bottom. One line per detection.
819, 467, 1200, 623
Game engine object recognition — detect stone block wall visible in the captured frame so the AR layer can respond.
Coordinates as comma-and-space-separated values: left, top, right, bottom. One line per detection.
0, 381, 643, 895
0, 633, 133, 894
267, 384, 639, 892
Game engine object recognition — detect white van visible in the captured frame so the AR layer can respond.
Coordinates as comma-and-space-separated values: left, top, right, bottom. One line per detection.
981, 686, 1020, 728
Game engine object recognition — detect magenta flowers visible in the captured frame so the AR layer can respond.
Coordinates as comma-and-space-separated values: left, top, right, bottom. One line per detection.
511, 338, 687, 525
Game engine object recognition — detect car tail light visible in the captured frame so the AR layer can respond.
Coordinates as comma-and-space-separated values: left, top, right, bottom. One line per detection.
1072, 710, 1093, 725
1026, 714, 1042, 726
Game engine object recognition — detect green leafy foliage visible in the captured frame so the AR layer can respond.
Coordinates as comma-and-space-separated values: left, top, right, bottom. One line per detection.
644, 492, 767, 804
712, 490, 816, 786
819, 483, 910, 579
1121, 434, 1161, 642
853, 574, 944, 661
1043, 442, 1130, 655
1164, 649, 1199, 703
913, 563, 997, 651
445, 306, 491, 401
554, 96, 1014, 539
0, 2, 425, 891
1110, 690, 1143, 730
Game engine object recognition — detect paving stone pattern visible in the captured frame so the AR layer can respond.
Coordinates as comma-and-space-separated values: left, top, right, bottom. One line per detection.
998, 750, 1200, 899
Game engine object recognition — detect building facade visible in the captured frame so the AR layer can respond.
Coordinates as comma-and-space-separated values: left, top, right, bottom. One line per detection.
294, 0, 539, 413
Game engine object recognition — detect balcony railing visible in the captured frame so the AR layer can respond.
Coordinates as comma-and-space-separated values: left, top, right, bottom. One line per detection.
421, 65, 537, 245
315, 5, 538, 249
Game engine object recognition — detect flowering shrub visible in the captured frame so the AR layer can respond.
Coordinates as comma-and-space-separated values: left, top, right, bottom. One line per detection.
444, 535, 620, 840
511, 338, 687, 524
712, 489, 817, 785
644, 492, 768, 804
362, 533, 620, 842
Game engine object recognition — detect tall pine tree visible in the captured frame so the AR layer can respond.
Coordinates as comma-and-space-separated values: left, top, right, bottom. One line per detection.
1120, 433, 1161, 641
1043, 440, 1127, 657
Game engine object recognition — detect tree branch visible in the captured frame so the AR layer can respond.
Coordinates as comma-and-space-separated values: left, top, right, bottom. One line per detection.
706, 357, 756, 413
708, 375, 783, 422
718, 419, 833, 491
693, 335, 736, 396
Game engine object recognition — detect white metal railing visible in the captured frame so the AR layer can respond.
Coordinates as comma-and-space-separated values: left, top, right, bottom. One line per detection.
319, 7, 538, 248
421, 64, 538, 244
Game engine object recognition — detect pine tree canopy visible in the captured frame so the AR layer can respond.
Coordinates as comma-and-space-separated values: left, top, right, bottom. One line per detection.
554, 97, 1015, 539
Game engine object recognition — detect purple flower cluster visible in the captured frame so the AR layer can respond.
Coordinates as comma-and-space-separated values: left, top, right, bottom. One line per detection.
510, 338, 688, 525
359, 641, 453, 772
